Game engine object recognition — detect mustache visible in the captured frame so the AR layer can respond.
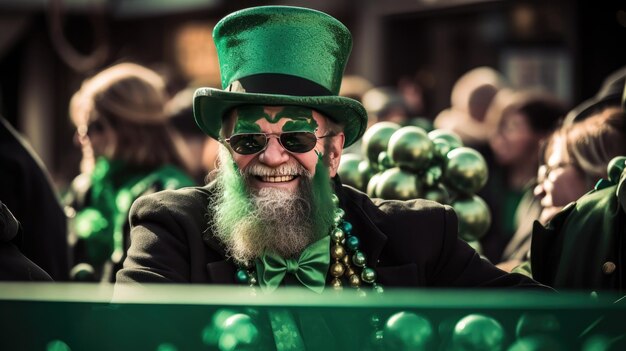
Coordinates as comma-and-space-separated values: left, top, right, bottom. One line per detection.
242, 161, 312, 178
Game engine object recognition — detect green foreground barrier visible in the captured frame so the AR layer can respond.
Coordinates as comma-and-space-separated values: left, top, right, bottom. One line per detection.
1, 283, 624, 351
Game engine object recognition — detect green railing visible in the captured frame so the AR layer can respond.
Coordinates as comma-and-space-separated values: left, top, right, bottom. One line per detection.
1, 283, 624, 351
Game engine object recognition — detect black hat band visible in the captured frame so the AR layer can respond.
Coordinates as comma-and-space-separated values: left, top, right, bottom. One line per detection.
226, 73, 333, 97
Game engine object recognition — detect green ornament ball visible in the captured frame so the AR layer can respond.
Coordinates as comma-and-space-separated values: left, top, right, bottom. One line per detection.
362, 122, 402, 166
338, 154, 365, 190
423, 165, 443, 187
507, 335, 563, 351
383, 311, 434, 351
46, 340, 71, 351
432, 139, 453, 161
607, 156, 626, 183
218, 313, 259, 351
445, 147, 488, 195
388, 126, 434, 173
358, 160, 375, 192
452, 314, 505, 351
375, 167, 422, 200
366, 172, 382, 197
582, 335, 613, 351
423, 184, 451, 204
515, 313, 561, 339
452, 195, 492, 241
377, 151, 394, 170
428, 129, 463, 148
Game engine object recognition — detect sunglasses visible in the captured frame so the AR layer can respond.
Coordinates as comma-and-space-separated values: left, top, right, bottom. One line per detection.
224, 131, 335, 155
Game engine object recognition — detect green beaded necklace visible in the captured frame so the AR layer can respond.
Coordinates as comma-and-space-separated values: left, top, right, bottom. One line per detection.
235, 194, 384, 294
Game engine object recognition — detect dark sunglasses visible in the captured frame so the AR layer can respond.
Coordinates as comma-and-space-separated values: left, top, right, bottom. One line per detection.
224, 131, 335, 155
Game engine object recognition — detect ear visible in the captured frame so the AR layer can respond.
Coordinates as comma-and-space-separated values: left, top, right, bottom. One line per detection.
327, 132, 345, 177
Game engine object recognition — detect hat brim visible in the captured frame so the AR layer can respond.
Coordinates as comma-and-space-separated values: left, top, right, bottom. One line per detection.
193, 88, 367, 148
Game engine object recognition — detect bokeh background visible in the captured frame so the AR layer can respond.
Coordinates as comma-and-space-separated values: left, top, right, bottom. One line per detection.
0, 0, 624, 191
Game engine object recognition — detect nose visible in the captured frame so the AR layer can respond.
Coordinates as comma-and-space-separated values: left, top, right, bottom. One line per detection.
533, 182, 546, 199
258, 136, 290, 167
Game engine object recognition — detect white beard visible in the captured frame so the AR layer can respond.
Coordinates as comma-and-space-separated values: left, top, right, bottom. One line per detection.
210, 147, 319, 264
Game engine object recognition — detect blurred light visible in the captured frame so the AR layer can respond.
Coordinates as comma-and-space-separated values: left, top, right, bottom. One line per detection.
174, 22, 220, 87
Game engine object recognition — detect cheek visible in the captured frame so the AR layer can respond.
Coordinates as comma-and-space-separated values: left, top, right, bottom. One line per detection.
548, 170, 588, 206
295, 153, 322, 175
232, 154, 255, 171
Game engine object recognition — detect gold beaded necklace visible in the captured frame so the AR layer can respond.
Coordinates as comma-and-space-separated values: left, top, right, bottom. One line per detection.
235, 194, 384, 294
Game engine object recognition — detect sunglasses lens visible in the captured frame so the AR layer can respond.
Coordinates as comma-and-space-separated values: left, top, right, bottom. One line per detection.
280, 132, 317, 153
228, 134, 267, 155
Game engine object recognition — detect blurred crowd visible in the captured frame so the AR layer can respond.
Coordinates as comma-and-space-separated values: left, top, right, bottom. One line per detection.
1, 56, 625, 292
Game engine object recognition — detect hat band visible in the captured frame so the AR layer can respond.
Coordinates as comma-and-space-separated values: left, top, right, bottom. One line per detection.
226, 74, 333, 97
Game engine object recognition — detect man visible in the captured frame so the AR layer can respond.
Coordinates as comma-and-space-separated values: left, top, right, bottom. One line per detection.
116, 6, 543, 290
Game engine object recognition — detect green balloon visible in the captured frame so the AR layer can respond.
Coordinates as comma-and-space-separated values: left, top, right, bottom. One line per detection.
607, 156, 626, 183
388, 126, 434, 172
428, 129, 463, 149
515, 313, 560, 339
383, 311, 434, 351
358, 160, 375, 192
452, 314, 505, 351
361, 122, 402, 166
375, 167, 421, 200
367, 172, 383, 197
338, 154, 365, 190
452, 195, 491, 241
445, 147, 488, 195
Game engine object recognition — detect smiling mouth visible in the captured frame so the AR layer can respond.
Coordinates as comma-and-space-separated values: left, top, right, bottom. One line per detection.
256, 175, 298, 183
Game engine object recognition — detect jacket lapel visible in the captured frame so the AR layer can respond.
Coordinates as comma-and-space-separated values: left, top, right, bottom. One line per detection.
206, 260, 237, 284
335, 178, 419, 286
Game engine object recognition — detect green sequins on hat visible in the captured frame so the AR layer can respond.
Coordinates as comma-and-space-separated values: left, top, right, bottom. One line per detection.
193, 6, 368, 148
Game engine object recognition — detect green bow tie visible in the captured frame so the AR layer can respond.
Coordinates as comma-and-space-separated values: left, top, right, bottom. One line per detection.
256, 236, 331, 293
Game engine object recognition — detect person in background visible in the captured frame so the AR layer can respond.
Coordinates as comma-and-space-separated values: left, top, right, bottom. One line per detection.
65, 62, 195, 282
483, 91, 567, 267
0, 116, 68, 280
563, 65, 625, 126
166, 87, 219, 184
534, 107, 625, 225
434, 66, 505, 148
529, 109, 626, 291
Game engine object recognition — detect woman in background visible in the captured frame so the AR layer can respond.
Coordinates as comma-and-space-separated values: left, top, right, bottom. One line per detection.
529, 108, 626, 291
483, 91, 566, 266
66, 62, 195, 282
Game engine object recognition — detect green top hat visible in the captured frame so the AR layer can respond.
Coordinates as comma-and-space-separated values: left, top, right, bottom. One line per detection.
193, 6, 367, 148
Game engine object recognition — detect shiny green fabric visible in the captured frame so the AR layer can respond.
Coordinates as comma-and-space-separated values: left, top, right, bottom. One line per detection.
72, 157, 195, 267
256, 235, 330, 293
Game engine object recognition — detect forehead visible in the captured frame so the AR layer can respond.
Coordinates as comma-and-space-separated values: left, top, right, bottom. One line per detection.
228, 105, 327, 132
546, 134, 568, 165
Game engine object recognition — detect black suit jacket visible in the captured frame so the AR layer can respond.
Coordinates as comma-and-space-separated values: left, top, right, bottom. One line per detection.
0, 117, 68, 280
116, 179, 541, 289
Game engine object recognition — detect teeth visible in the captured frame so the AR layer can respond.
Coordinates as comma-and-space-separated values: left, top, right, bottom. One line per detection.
260, 175, 296, 183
